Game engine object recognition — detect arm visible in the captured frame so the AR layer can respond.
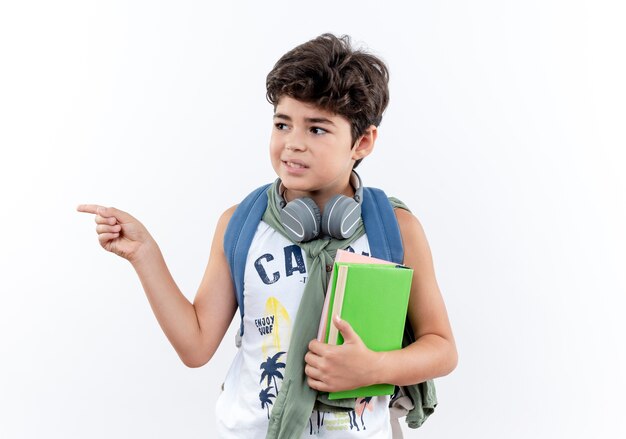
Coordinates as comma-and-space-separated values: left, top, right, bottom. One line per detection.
372, 208, 458, 384
77, 204, 238, 368
304, 209, 457, 391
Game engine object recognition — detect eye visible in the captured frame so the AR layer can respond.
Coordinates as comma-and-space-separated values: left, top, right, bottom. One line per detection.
274, 122, 288, 130
310, 127, 327, 135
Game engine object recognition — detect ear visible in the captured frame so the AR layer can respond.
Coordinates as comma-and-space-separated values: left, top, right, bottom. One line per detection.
352, 125, 378, 161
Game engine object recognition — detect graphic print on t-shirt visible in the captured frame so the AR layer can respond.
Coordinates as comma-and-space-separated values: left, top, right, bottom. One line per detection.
261, 297, 292, 356
259, 348, 285, 419
306, 397, 376, 434
256, 296, 291, 418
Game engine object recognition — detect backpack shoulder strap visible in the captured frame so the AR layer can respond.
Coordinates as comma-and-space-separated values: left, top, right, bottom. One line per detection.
223, 184, 270, 342
362, 187, 404, 264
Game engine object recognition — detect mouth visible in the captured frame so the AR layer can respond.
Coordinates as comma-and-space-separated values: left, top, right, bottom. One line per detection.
282, 160, 308, 169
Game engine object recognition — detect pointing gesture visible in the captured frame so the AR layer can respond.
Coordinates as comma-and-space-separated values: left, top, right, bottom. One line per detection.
77, 204, 155, 263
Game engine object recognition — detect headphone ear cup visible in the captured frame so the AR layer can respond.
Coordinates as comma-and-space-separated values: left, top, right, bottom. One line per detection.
321, 195, 362, 239
280, 197, 321, 242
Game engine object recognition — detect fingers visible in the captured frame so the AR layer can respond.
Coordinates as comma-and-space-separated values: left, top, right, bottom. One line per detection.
304, 349, 321, 368
77, 204, 120, 227
98, 232, 120, 246
96, 223, 121, 247
77, 204, 118, 222
96, 224, 121, 234
307, 339, 327, 355
307, 376, 327, 392
95, 214, 117, 226
77, 205, 123, 244
99, 206, 135, 223
77, 204, 133, 221
76, 204, 103, 214
304, 355, 327, 391
333, 316, 359, 343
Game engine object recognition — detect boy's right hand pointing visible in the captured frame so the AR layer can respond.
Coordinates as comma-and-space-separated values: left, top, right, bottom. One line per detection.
77, 204, 155, 263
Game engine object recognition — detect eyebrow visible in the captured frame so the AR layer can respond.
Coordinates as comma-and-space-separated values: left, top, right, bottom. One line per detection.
273, 113, 336, 126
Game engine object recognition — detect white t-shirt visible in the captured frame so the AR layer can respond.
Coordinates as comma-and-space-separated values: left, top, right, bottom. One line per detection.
216, 221, 392, 438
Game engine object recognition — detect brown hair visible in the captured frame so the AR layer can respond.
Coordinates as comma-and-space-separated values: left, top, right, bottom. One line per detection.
266, 33, 389, 168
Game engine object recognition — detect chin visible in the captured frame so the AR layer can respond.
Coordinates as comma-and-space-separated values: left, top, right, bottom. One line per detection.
280, 177, 318, 193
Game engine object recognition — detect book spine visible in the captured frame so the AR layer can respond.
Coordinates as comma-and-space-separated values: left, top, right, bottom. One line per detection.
327, 265, 348, 345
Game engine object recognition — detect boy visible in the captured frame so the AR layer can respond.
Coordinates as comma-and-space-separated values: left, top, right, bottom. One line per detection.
78, 33, 457, 438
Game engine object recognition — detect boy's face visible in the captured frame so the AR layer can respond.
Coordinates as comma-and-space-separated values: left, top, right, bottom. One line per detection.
270, 96, 373, 201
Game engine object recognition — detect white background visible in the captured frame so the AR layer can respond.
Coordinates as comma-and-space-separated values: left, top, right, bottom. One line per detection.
1, 1, 625, 438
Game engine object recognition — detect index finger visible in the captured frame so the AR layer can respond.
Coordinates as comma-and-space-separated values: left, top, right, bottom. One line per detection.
308, 338, 328, 354
76, 204, 103, 214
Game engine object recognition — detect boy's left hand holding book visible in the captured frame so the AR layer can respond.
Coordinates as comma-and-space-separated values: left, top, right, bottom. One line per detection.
304, 315, 385, 393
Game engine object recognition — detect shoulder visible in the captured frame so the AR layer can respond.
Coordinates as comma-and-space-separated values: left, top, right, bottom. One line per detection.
394, 207, 421, 232
216, 205, 238, 232
393, 208, 433, 262
219, 204, 238, 224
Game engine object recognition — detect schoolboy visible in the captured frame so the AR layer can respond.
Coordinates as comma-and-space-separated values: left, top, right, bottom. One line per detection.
78, 33, 457, 438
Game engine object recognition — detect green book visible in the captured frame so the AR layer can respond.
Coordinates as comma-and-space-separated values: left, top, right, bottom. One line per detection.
323, 262, 413, 400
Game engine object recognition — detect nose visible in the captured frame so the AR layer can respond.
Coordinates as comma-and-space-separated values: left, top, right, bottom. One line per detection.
285, 129, 306, 152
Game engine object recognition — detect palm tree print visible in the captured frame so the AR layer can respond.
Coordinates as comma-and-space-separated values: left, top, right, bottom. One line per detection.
259, 351, 286, 394
315, 410, 326, 434
309, 410, 325, 435
356, 397, 373, 430
259, 386, 275, 419
348, 410, 360, 431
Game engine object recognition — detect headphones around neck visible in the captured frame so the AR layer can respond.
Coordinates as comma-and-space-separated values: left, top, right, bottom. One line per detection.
275, 171, 364, 243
